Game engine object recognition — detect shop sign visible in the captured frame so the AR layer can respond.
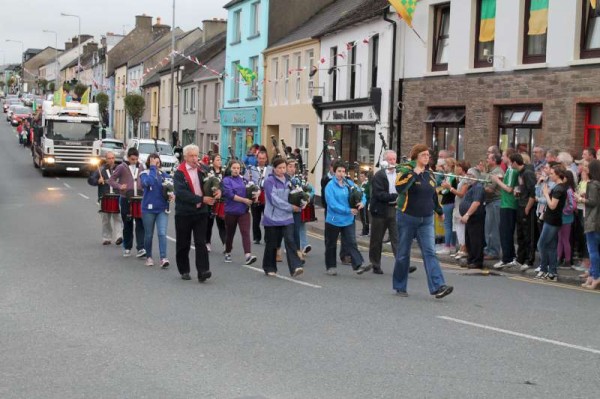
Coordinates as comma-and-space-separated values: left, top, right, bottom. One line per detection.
323, 106, 377, 124
220, 108, 259, 126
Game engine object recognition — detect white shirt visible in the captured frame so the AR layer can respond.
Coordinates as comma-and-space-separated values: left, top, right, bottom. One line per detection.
386, 168, 397, 195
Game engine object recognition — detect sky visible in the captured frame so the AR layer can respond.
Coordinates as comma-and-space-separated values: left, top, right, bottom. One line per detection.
0, 0, 229, 64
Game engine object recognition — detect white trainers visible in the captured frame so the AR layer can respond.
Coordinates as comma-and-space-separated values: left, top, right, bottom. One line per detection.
534, 266, 541, 272
136, 249, 146, 258
519, 263, 531, 272
293, 267, 304, 277
160, 258, 170, 269
145, 258, 154, 267
454, 251, 467, 259
493, 261, 507, 269
123, 249, 131, 257
245, 254, 257, 265
206, 243, 211, 252
436, 247, 451, 255
224, 253, 232, 263
326, 267, 338, 276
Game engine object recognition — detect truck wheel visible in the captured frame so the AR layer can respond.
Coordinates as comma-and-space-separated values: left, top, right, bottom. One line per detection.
41, 168, 51, 177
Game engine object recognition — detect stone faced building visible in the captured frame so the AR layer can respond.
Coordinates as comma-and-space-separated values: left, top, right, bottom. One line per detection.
399, 0, 600, 162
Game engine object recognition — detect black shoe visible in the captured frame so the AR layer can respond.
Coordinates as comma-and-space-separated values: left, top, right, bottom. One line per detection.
408, 266, 417, 274
434, 285, 454, 299
181, 273, 191, 281
115, 237, 123, 246
355, 264, 372, 275
253, 240, 261, 245
395, 290, 408, 297
198, 271, 212, 282
372, 266, 384, 275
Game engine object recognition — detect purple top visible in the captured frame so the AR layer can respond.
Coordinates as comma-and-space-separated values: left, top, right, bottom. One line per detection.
222, 175, 250, 215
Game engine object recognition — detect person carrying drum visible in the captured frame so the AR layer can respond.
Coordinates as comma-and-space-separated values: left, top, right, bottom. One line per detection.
108, 147, 146, 258
88, 151, 122, 246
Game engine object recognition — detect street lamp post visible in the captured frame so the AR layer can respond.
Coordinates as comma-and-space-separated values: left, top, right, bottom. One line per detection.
5, 39, 24, 93
43, 30, 59, 90
60, 12, 81, 81
169, 0, 176, 141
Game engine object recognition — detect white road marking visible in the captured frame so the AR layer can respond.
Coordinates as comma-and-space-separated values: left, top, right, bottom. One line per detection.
78, 193, 90, 200
438, 316, 600, 356
242, 264, 322, 288
166, 235, 320, 288
63, 183, 71, 189
55, 177, 61, 180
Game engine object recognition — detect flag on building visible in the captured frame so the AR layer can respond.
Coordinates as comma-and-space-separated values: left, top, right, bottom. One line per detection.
479, 0, 496, 42
592, 0, 597, 10
236, 64, 256, 85
388, 0, 418, 28
528, 0, 549, 35
81, 87, 91, 105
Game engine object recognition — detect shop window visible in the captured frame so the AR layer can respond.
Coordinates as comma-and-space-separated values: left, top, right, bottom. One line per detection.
581, 0, 600, 59
474, 0, 496, 68
523, 0, 548, 64
585, 105, 600, 150
426, 108, 465, 159
432, 4, 450, 72
323, 124, 375, 179
498, 106, 543, 156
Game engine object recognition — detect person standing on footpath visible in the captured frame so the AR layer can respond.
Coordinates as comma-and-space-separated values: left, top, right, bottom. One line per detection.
510, 153, 538, 271
262, 158, 305, 277
483, 153, 503, 261
459, 168, 486, 269
368, 150, 416, 275
576, 159, 600, 289
108, 147, 146, 258
88, 151, 122, 246
393, 144, 453, 298
173, 144, 218, 282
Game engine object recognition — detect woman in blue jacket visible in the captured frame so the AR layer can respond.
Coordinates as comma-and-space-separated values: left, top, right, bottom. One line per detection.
140, 154, 171, 268
262, 157, 304, 277
324, 160, 371, 276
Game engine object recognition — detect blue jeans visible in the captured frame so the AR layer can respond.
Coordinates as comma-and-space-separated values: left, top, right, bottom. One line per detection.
585, 231, 600, 279
142, 211, 168, 259
120, 197, 145, 251
538, 223, 560, 275
442, 203, 455, 247
484, 200, 501, 258
393, 211, 446, 294
298, 222, 309, 250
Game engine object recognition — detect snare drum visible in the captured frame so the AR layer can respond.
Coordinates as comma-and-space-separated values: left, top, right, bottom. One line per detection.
213, 201, 225, 219
300, 203, 317, 223
129, 196, 143, 219
100, 193, 120, 213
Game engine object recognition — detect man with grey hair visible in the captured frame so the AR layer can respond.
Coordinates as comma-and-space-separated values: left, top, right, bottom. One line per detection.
532, 146, 546, 173
459, 167, 486, 269
368, 150, 416, 274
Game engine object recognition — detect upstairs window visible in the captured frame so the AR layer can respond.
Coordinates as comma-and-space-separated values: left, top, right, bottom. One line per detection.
329, 47, 338, 102
581, 0, 600, 59
432, 3, 450, 72
250, 1, 261, 37
369, 35, 379, 89
231, 61, 240, 101
348, 43, 356, 99
523, 0, 548, 64
475, 0, 496, 68
249, 56, 259, 99
232, 10, 242, 43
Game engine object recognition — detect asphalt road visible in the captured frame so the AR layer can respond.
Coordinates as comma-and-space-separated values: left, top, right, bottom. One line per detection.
1, 123, 599, 399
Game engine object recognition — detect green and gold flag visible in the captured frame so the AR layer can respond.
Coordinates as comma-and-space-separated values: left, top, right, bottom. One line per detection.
528, 0, 549, 36
479, 0, 496, 42
388, 0, 417, 28
236, 64, 256, 85
592, 0, 597, 10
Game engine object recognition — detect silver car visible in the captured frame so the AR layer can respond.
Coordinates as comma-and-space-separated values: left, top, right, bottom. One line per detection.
100, 139, 125, 163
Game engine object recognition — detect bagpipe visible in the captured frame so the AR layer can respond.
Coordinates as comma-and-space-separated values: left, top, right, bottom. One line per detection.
345, 177, 364, 209
202, 158, 222, 197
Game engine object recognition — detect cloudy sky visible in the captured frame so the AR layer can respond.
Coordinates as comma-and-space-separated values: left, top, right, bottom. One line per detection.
0, 0, 229, 64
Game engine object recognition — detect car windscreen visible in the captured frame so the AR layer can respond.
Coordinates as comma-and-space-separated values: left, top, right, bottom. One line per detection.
102, 141, 124, 149
138, 143, 174, 155
13, 107, 30, 114
48, 121, 100, 141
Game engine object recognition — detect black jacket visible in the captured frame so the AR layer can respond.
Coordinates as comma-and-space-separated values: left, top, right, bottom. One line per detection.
87, 164, 118, 201
369, 169, 398, 218
173, 167, 210, 216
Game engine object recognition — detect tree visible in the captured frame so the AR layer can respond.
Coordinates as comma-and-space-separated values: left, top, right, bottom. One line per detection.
62, 82, 71, 93
37, 79, 48, 92
48, 82, 55, 92
0, 81, 5, 90
74, 83, 88, 99
124, 93, 145, 138
96, 92, 109, 126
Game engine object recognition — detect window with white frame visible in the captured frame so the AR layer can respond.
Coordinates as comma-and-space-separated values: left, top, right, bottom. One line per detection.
271, 58, 279, 104
190, 87, 196, 112
294, 52, 301, 102
250, 1, 261, 37
294, 125, 309, 169
330, 46, 338, 101
283, 55, 289, 104
306, 49, 315, 101
214, 82, 221, 120
233, 10, 242, 43
183, 88, 189, 113
232, 61, 240, 100
348, 43, 356, 100
200, 85, 206, 119
249, 56, 259, 98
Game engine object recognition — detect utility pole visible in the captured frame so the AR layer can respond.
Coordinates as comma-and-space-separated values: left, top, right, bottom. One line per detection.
169, 0, 176, 143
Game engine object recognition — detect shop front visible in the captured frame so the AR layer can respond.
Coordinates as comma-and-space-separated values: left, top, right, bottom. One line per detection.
219, 106, 262, 161
312, 90, 381, 179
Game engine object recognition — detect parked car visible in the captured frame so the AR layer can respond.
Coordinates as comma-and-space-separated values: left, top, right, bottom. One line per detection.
4, 98, 21, 113
100, 138, 125, 163
126, 138, 179, 174
10, 106, 33, 126
6, 104, 21, 121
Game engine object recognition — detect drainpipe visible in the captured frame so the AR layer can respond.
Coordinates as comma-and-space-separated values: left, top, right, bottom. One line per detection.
383, 7, 397, 156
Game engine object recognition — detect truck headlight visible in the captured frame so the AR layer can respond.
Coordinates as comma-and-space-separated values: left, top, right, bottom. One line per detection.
89, 157, 100, 166
45, 157, 55, 165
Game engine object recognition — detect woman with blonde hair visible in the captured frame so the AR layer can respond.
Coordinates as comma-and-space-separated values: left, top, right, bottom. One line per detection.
450, 161, 470, 260
438, 157, 457, 255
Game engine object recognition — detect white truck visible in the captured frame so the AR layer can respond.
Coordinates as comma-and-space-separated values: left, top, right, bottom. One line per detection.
32, 101, 102, 176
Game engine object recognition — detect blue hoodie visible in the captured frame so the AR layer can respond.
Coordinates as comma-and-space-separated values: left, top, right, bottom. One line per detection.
140, 166, 169, 213
325, 178, 366, 227
262, 174, 294, 227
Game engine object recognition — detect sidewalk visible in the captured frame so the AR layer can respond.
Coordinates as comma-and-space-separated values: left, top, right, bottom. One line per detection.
304, 205, 583, 286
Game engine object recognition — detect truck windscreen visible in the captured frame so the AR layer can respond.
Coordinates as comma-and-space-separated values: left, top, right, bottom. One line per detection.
48, 122, 99, 141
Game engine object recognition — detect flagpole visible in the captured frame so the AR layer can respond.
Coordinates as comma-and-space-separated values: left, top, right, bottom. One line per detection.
410, 26, 426, 46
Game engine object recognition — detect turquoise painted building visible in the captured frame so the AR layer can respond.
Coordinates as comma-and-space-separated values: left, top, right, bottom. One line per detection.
220, 0, 269, 161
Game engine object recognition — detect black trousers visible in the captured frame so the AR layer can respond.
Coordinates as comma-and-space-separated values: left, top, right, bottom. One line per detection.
251, 204, 264, 242
206, 214, 226, 246
516, 206, 536, 266
175, 213, 209, 276
263, 225, 303, 275
369, 207, 398, 268
359, 200, 370, 234
324, 222, 363, 269
466, 214, 485, 267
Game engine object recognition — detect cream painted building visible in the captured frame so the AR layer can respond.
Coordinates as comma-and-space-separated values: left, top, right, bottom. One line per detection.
113, 65, 128, 140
